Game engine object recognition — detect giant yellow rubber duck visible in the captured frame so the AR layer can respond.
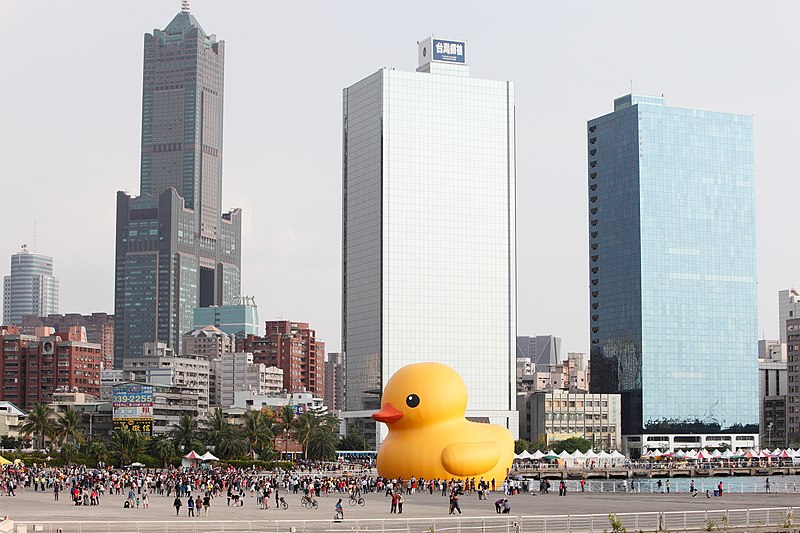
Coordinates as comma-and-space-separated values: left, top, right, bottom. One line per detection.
372, 362, 514, 482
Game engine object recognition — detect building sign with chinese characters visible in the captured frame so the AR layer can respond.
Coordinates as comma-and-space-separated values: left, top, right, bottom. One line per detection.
433, 39, 465, 63
113, 384, 154, 435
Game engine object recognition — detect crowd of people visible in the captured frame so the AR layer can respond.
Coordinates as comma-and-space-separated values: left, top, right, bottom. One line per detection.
0, 461, 532, 518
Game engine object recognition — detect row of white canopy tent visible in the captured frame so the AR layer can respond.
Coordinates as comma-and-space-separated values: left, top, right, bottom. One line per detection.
514, 449, 625, 466
641, 448, 800, 461
181, 450, 219, 468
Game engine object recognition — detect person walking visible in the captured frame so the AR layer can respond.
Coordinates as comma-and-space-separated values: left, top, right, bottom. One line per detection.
390, 492, 397, 513
173, 496, 182, 516
580, 478, 586, 493
335, 498, 344, 520
187, 495, 195, 517
765, 478, 771, 494
398, 493, 404, 514
666, 479, 670, 494
203, 494, 211, 517
195, 495, 203, 517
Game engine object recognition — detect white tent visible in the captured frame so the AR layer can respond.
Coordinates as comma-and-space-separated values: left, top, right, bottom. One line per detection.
519, 450, 533, 459
711, 449, 723, 459
609, 450, 625, 465
200, 451, 219, 462
673, 450, 686, 459
181, 450, 202, 469
720, 449, 735, 459
585, 449, 599, 460
572, 449, 587, 464
531, 449, 544, 460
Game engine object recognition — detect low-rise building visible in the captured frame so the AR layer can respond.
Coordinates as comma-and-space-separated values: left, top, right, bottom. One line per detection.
517, 389, 621, 450
231, 390, 324, 414
182, 326, 236, 358
519, 353, 590, 393
0, 401, 26, 438
49, 391, 113, 439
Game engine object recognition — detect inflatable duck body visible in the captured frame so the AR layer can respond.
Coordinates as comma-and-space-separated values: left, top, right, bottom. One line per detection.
372, 362, 514, 482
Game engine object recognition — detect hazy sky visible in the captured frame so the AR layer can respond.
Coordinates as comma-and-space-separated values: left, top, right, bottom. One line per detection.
2, 1, 799, 355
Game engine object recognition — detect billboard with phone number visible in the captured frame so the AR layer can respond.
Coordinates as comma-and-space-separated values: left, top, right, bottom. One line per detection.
113, 384, 154, 435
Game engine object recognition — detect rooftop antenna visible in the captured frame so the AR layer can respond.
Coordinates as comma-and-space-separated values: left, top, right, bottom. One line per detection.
181, 0, 190, 13
630, 80, 633, 94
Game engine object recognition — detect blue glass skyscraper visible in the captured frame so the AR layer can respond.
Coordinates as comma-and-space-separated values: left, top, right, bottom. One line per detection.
588, 95, 758, 452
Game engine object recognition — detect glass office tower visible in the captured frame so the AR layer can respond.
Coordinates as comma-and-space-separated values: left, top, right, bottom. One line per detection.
3, 246, 59, 325
114, 5, 241, 368
342, 37, 518, 446
588, 95, 758, 451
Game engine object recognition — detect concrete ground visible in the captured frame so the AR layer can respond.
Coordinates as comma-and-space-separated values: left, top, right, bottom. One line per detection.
2, 488, 798, 523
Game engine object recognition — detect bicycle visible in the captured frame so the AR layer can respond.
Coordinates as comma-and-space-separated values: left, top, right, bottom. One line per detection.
302, 497, 319, 509
348, 496, 365, 507
278, 497, 288, 510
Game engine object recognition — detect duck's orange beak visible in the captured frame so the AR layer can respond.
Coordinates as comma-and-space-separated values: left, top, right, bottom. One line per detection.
372, 402, 404, 424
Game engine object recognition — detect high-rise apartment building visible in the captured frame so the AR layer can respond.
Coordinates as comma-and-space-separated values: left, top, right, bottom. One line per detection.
114, 5, 241, 368
324, 352, 344, 411
3, 246, 59, 326
0, 326, 102, 409
210, 352, 283, 408
787, 319, 800, 445
22, 313, 114, 369
238, 321, 325, 398
779, 289, 800, 344
342, 37, 518, 446
588, 94, 758, 455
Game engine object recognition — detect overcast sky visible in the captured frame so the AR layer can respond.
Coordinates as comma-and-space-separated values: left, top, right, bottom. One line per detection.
2, 1, 798, 355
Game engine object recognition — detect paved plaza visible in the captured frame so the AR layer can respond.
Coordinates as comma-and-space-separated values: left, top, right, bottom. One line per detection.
2, 488, 798, 523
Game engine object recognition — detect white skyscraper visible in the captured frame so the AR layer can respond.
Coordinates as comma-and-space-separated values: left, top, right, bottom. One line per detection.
342, 37, 518, 446
3, 245, 59, 325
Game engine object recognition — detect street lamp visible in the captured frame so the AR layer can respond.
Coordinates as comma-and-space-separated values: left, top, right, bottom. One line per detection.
84, 410, 98, 439
283, 428, 290, 461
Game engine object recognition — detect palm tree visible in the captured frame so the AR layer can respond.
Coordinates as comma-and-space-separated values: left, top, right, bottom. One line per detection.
150, 437, 175, 468
60, 442, 79, 465
241, 410, 274, 457
204, 407, 245, 459
110, 426, 145, 465
294, 408, 340, 458
19, 403, 55, 450
55, 408, 85, 445
306, 426, 339, 461
170, 413, 199, 452
83, 438, 109, 466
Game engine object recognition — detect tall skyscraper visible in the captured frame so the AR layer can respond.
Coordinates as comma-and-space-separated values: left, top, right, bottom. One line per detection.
588, 94, 758, 453
342, 37, 518, 446
114, 4, 241, 368
3, 246, 59, 325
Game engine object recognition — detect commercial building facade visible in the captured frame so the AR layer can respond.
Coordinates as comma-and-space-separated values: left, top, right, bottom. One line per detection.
787, 319, 800, 445
210, 351, 283, 408
122, 342, 210, 413
517, 389, 621, 450
779, 289, 800, 344
759, 340, 787, 448
3, 246, 59, 326
194, 298, 259, 337
114, 5, 242, 368
342, 37, 518, 446
517, 335, 562, 371
324, 352, 344, 411
587, 94, 758, 453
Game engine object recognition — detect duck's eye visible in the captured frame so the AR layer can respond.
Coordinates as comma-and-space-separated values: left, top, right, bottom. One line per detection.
406, 394, 420, 408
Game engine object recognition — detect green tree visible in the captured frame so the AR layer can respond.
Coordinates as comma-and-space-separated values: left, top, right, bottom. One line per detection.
55, 408, 85, 445
306, 426, 339, 460
205, 407, 246, 459
60, 442, 79, 465
338, 433, 367, 451
170, 413, 199, 452
515, 439, 532, 454
110, 427, 145, 465
241, 410, 274, 457
294, 408, 340, 458
82, 437, 109, 466
149, 437, 175, 468
19, 403, 55, 450
552, 437, 592, 454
